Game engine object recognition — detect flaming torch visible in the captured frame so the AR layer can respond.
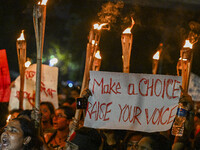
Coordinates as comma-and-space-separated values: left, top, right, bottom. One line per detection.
33, 0, 48, 130
180, 39, 193, 92
33, 0, 47, 111
152, 50, 161, 74
16, 30, 26, 109
121, 18, 135, 73
92, 50, 102, 71
68, 23, 108, 142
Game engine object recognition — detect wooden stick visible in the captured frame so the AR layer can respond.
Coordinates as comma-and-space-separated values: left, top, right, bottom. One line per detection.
121, 34, 133, 73
180, 48, 193, 93
16, 39, 26, 109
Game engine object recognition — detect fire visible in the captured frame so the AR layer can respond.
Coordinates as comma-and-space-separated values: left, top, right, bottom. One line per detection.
183, 40, 193, 49
95, 50, 102, 59
38, 0, 48, 5
17, 30, 25, 41
153, 51, 160, 60
93, 23, 107, 30
122, 17, 135, 34
92, 40, 95, 45
6, 114, 11, 123
179, 57, 187, 61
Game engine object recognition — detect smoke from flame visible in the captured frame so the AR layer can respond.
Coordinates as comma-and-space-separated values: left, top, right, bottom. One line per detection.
98, 1, 124, 24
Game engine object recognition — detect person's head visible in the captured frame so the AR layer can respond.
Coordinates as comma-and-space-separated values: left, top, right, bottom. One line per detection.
124, 131, 144, 150
70, 87, 80, 99
53, 106, 75, 131
40, 102, 55, 124
62, 97, 76, 111
17, 110, 32, 121
137, 133, 171, 150
1, 117, 42, 150
9, 109, 23, 120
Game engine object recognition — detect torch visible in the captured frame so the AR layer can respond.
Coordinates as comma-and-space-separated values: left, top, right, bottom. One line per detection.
180, 40, 193, 92
33, 0, 47, 111
121, 18, 135, 73
152, 50, 161, 74
68, 23, 108, 142
33, 0, 47, 130
92, 50, 102, 71
16, 30, 26, 109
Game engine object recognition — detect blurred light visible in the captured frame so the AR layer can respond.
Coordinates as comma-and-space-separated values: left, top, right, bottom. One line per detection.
25, 60, 31, 68
49, 57, 58, 66
68, 83, 73, 88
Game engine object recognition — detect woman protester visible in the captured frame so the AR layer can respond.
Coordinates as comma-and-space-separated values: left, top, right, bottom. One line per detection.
45, 106, 75, 149
40, 102, 55, 134
0, 117, 43, 150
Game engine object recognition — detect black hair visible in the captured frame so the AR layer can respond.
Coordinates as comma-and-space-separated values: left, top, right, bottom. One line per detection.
123, 131, 145, 150
17, 110, 32, 120
40, 101, 55, 115
58, 106, 75, 120
13, 117, 43, 150
9, 108, 23, 115
141, 133, 171, 150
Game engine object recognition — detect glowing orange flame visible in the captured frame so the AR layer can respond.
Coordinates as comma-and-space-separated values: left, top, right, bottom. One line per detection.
17, 30, 25, 41
92, 40, 95, 45
153, 51, 160, 60
93, 23, 107, 30
183, 40, 193, 49
123, 17, 135, 34
38, 0, 48, 5
179, 57, 187, 61
95, 50, 101, 59
6, 114, 11, 123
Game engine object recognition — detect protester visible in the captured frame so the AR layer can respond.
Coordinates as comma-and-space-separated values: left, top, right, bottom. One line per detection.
137, 132, 172, 150
45, 106, 75, 149
62, 97, 76, 111
0, 117, 43, 150
69, 87, 80, 100
123, 131, 144, 150
40, 102, 55, 134
71, 127, 101, 150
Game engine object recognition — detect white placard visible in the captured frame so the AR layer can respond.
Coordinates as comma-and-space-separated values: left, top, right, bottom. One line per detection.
84, 71, 182, 132
9, 64, 58, 110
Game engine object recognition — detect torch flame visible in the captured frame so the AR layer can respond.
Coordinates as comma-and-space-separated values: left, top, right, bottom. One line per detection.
6, 114, 11, 123
93, 23, 107, 30
38, 0, 48, 5
17, 30, 25, 41
95, 51, 101, 59
123, 17, 135, 34
153, 51, 160, 60
179, 57, 187, 61
183, 40, 193, 49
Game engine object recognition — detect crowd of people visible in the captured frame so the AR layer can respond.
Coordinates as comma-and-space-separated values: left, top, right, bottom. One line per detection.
1, 86, 200, 150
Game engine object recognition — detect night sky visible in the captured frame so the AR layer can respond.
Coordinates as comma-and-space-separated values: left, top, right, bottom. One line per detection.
1, 0, 200, 83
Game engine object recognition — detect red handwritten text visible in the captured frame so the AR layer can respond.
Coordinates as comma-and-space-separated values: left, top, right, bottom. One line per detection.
92, 78, 121, 95
86, 101, 112, 121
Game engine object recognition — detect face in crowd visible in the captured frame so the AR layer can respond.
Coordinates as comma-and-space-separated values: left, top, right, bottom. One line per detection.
40, 104, 52, 123
53, 109, 70, 130
1, 119, 31, 150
